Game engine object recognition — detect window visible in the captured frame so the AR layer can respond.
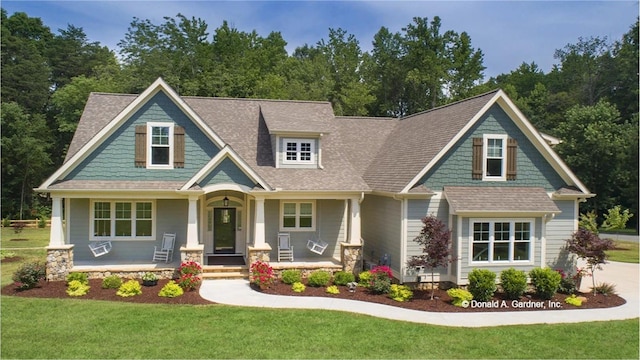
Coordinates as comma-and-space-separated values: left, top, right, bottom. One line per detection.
147, 123, 173, 168
483, 134, 507, 180
280, 201, 315, 231
472, 135, 517, 181
91, 200, 154, 240
471, 219, 533, 263
282, 139, 315, 164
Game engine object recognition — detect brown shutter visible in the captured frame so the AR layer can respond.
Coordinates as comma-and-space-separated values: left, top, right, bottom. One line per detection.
135, 125, 147, 167
174, 125, 185, 168
507, 137, 517, 180
472, 137, 483, 180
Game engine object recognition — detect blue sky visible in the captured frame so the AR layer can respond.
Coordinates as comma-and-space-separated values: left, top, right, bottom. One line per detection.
2, 1, 638, 78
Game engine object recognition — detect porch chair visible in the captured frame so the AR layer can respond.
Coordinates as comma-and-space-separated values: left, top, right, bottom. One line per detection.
88, 241, 112, 257
277, 232, 294, 262
306, 237, 328, 255
152, 233, 176, 263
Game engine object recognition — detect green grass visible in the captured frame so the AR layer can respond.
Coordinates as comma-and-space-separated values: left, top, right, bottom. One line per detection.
1, 296, 637, 359
1, 227, 49, 286
606, 240, 640, 263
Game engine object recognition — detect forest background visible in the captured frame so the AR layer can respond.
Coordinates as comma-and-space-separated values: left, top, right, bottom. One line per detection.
1, 9, 637, 228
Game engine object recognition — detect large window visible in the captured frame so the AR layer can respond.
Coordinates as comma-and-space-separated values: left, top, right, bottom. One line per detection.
147, 123, 173, 168
471, 219, 533, 263
280, 201, 315, 231
92, 200, 155, 240
282, 139, 315, 165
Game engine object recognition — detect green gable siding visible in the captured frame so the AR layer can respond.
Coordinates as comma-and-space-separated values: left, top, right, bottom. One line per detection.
64, 91, 219, 182
199, 158, 256, 188
418, 104, 567, 191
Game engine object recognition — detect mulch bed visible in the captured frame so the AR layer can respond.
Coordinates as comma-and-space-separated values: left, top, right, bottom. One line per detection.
257, 280, 626, 312
1, 277, 626, 312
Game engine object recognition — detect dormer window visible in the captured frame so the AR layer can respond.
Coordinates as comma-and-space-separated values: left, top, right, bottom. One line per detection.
282, 138, 316, 166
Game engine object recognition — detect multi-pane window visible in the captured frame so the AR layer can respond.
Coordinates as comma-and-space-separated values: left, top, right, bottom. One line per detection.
92, 201, 154, 239
151, 126, 170, 165
281, 201, 315, 231
471, 220, 533, 263
283, 139, 315, 164
484, 135, 507, 179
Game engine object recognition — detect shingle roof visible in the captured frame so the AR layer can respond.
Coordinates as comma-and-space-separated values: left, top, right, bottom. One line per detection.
362, 91, 499, 193
444, 186, 561, 214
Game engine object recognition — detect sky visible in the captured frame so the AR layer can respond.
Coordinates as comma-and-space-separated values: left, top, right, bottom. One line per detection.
2, 0, 638, 79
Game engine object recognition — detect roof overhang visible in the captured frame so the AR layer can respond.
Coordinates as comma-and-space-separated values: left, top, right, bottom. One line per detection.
444, 186, 562, 216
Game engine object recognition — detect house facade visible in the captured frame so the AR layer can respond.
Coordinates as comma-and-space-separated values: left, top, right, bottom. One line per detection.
38, 78, 592, 283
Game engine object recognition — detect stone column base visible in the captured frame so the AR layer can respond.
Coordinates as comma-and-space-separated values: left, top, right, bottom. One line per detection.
248, 244, 272, 265
180, 245, 204, 265
340, 242, 363, 275
46, 245, 74, 281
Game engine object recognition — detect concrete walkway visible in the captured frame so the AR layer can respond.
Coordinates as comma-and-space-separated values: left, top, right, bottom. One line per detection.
199, 261, 639, 327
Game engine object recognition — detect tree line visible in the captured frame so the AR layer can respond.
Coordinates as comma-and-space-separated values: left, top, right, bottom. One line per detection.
1, 9, 637, 228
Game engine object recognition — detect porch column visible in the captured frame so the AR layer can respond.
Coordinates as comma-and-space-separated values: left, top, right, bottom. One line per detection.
349, 197, 362, 245
49, 196, 64, 246
254, 196, 266, 247
186, 196, 199, 247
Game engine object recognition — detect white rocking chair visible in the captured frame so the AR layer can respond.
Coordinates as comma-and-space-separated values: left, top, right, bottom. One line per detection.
306, 237, 328, 255
152, 233, 176, 263
277, 232, 294, 262
88, 241, 112, 257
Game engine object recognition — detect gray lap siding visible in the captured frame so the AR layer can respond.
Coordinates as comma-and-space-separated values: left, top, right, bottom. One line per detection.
361, 195, 402, 277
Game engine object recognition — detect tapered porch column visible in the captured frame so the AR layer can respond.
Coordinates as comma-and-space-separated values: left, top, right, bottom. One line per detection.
186, 196, 199, 247
349, 197, 362, 245
49, 196, 64, 246
254, 196, 266, 247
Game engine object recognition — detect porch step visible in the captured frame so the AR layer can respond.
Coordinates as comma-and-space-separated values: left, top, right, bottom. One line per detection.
201, 265, 249, 280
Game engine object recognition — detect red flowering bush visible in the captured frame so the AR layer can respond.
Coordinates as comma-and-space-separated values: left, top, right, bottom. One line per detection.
369, 265, 393, 294
177, 261, 202, 291
250, 260, 274, 289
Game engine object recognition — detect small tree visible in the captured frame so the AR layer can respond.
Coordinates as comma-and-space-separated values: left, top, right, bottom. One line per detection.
565, 228, 614, 295
578, 211, 599, 234
601, 205, 633, 241
407, 215, 454, 299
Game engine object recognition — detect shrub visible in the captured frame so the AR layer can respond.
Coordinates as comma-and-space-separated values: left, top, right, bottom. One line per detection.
0, 250, 16, 260
326, 285, 340, 294
66, 280, 90, 296
178, 261, 202, 291
558, 277, 577, 294
66, 272, 88, 285
12, 261, 46, 289
333, 271, 355, 286
468, 269, 496, 302
369, 265, 393, 294
307, 270, 331, 287
499, 268, 527, 300
389, 284, 413, 302
447, 288, 473, 307
37, 216, 47, 228
529, 267, 561, 300
116, 280, 142, 297
2, 217, 11, 227
281, 269, 302, 285
101, 275, 122, 289
158, 280, 184, 298
592, 282, 617, 296
250, 260, 274, 288
357, 271, 372, 287
291, 282, 306, 293
564, 294, 583, 306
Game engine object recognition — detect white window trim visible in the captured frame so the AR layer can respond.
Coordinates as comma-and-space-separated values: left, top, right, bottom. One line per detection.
282, 138, 316, 165
90, 200, 156, 241
146, 122, 174, 169
482, 134, 508, 181
468, 218, 534, 265
279, 200, 316, 232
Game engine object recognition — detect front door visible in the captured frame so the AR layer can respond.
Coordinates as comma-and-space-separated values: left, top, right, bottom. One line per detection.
214, 208, 236, 254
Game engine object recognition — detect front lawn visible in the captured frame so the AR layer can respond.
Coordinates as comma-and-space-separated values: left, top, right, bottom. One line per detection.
606, 240, 639, 263
1, 296, 638, 359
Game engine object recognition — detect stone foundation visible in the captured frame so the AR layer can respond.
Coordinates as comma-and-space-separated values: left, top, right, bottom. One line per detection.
180, 245, 204, 264
340, 242, 363, 275
72, 268, 178, 280
248, 245, 272, 265
46, 245, 74, 281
